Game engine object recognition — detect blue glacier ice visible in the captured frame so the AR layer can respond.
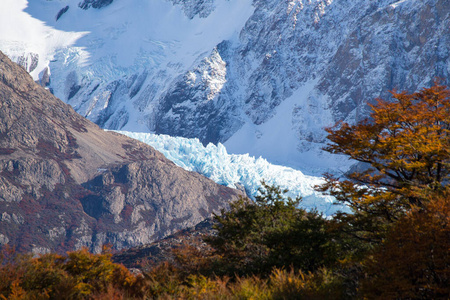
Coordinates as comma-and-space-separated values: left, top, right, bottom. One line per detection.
116, 131, 348, 216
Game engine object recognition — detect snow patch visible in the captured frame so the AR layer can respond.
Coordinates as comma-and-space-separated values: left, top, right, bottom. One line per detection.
225, 81, 352, 176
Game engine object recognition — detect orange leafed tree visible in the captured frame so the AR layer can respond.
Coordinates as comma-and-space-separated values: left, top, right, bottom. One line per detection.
322, 83, 450, 210
319, 82, 450, 241
318, 82, 450, 297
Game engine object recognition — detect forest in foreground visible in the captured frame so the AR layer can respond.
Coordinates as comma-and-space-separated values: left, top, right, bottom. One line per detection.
0, 84, 449, 299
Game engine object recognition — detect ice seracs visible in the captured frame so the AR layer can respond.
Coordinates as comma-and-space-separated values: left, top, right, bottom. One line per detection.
116, 131, 348, 216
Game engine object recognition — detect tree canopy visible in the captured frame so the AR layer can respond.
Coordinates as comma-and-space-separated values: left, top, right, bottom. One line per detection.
206, 182, 340, 277
317, 82, 450, 298
320, 82, 450, 224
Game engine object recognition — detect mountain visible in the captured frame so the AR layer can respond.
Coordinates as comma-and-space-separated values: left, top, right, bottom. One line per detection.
0, 51, 242, 254
1, 0, 448, 172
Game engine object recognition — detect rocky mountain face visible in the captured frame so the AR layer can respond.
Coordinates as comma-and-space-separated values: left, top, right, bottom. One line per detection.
21, 0, 447, 149
159, 0, 449, 145
2, 0, 449, 172
0, 52, 242, 254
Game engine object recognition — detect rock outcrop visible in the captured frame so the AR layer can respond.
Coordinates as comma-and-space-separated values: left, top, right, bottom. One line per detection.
0, 52, 242, 254
78, 0, 113, 10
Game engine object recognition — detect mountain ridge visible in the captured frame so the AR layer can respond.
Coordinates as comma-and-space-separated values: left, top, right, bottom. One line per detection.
2, 0, 447, 172
0, 51, 242, 254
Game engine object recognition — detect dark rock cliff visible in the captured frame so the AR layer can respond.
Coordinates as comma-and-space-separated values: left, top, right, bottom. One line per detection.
0, 52, 242, 254
78, 0, 113, 10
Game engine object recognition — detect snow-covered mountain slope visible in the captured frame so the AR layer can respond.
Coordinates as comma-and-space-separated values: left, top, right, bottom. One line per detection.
0, 0, 85, 81
116, 131, 346, 216
1, 0, 449, 172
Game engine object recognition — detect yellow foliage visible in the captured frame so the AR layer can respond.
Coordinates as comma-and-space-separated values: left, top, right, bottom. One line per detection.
323, 83, 450, 209
0, 248, 142, 299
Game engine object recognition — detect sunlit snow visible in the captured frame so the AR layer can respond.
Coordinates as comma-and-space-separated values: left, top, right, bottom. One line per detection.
0, 0, 86, 80
4, 0, 254, 82
116, 131, 349, 216
224, 80, 353, 176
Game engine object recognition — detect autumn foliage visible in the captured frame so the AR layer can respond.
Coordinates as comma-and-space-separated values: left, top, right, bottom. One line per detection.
320, 83, 450, 236
318, 82, 450, 298
0, 247, 143, 299
361, 194, 450, 299
1, 83, 449, 299
325, 84, 450, 194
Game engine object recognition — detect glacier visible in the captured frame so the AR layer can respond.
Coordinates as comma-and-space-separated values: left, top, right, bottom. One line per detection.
116, 130, 349, 216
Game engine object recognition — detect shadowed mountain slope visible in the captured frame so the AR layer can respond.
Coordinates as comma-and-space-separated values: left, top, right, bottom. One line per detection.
0, 52, 242, 254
